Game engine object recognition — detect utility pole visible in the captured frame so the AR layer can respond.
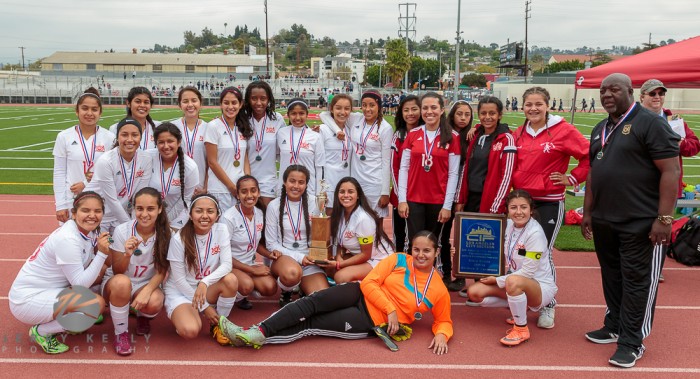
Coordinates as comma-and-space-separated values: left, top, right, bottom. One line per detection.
19, 46, 26, 71
648, 33, 652, 47
398, 3, 416, 92
524, 0, 531, 82
453, 0, 461, 102
264, 0, 270, 77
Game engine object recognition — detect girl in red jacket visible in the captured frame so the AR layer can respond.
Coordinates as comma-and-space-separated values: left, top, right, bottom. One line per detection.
456, 96, 516, 214
512, 86, 590, 329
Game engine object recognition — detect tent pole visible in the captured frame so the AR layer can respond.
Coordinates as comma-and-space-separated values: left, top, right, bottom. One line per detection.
570, 88, 578, 124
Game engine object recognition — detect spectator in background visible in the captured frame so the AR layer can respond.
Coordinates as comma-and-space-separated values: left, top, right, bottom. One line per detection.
558, 99, 563, 112
589, 97, 596, 113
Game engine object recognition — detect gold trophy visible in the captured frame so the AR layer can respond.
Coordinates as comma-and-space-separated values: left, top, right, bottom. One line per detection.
309, 179, 331, 263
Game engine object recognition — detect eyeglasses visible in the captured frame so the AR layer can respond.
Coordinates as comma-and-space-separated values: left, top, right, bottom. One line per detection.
646, 91, 666, 97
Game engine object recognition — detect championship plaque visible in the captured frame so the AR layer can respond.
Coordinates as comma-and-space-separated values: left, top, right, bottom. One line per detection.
452, 212, 506, 279
309, 180, 331, 262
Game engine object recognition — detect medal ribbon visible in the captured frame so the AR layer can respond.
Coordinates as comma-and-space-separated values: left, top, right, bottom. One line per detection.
505, 220, 529, 271
183, 118, 200, 159
289, 126, 306, 164
221, 117, 241, 161
78, 229, 98, 248
356, 120, 376, 155
601, 103, 636, 149
253, 116, 267, 153
237, 205, 257, 252
195, 231, 213, 278
118, 152, 138, 199
340, 128, 349, 163
412, 262, 435, 310
159, 156, 179, 199
285, 198, 302, 243
76, 125, 98, 175
141, 125, 150, 151
423, 127, 437, 165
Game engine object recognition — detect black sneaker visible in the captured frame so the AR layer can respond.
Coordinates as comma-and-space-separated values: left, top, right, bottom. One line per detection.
608, 345, 644, 368
585, 327, 619, 344
236, 297, 253, 310
279, 291, 293, 307
446, 278, 465, 292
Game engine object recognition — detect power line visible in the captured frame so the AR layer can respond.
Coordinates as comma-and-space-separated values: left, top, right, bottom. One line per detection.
18, 46, 26, 70
524, 0, 531, 82
398, 2, 416, 92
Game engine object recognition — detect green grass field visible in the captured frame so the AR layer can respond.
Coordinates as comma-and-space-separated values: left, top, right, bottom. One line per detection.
2, 106, 698, 251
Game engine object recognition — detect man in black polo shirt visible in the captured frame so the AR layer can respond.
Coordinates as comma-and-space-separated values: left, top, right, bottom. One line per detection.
581, 73, 680, 368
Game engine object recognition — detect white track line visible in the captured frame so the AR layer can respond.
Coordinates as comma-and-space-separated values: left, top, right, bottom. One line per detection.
0, 358, 697, 373
0, 168, 52, 171
0, 199, 53, 203
0, 214, 54, 217
0, 157, 53, 160
6, 141, 54, 150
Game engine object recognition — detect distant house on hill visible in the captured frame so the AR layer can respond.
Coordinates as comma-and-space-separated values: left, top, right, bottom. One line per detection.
547, 55, 592, 65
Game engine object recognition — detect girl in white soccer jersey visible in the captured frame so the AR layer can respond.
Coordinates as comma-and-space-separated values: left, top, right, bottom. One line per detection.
243, 81, 285, 208
109, 87, 160, 151
173, 86, 208, 194
53, 87, 115, 223
10, 191, 110, 354
164, 193, 239, 345
397, 92, 461, 279
86, 118, 153, 233
205, 87, 253, 210
266, 165, 327, 307
103, 187, 170, 355
464, 189, 558, 346
150, 122, 199, 229
222, 175, 279, 311
277, 98, 325, 197
320, 90, 392, 217
317, 94, 353, 215
319, 177, 394, 284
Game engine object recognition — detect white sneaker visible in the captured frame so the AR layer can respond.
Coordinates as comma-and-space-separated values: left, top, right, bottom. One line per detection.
537, 306, 555, 329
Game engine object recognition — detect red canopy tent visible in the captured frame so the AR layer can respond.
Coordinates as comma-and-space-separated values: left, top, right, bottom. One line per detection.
575, 36, 700, 89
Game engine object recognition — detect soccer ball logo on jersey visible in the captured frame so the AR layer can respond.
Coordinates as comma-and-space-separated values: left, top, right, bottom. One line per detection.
265, 127, 276, 133
135, 169, 145, 178
344, 230, 354, 239
300, 141, 310, 149
172, 178, 181, 186
369, 133, 380, 141
541, 142, 556, 153
256, 223, 264, 232
198, 136, 204, 142
211, 244, 221, 255
96, 145, 105, 152
492, 142, 503, 151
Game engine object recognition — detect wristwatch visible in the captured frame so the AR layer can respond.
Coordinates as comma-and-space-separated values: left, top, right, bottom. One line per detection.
657, 215, 673, 225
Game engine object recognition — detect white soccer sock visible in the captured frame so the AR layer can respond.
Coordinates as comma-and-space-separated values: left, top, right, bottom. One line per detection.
507, 293, 528, 326
37, 320, 65, 336
277, 277, 298, 292
110, 303, 130, 335
235, 292, 246, 302
479, 296, 509, 308
217, 296, 236, 318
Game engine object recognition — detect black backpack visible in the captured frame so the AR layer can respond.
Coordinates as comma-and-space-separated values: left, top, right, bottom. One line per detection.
668, 216, 700, 266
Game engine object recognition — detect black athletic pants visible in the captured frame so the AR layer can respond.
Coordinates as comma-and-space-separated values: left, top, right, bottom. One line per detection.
591, 217, 665, 350
261, 282, 375, 344
392, 207, 408, 253
406, 202, 448, 273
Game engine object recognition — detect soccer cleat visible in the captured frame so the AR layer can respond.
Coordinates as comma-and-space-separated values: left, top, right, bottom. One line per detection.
537, 306, 555, 329
372, 326, 399, 352
279, 291, 293, 307
210, 324, 231, 346
658, 272, 665, 283
608, 345, 644, 368
235, 297, 253, 310
113, 332, 132, 356
135, 316, 151, 336
235, 326, 266, 349
94, 314, 104, 325
218, 316, 246, 347
585, 327, 619, 344
446, 278, 466, 292
29, 325, 69, 354
500, 325, 530, 346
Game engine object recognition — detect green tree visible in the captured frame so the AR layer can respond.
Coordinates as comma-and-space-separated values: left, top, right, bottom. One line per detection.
365, 65, 382, 86
385, 39, 411, 87
461, 73, 487, 88
546, 60, 585, 73
407, 57, 444, 88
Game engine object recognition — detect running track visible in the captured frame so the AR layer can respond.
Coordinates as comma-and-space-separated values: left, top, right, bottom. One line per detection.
1, 194, 699, 378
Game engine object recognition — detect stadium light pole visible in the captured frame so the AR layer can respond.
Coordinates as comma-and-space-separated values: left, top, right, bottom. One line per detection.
453, 0, 461, 102
264, 0, 270, 77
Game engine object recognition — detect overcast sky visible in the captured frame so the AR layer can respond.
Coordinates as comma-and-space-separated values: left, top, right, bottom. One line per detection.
1, 0, 698, 64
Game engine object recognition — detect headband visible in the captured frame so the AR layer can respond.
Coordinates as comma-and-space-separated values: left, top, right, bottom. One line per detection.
116, 117, 143, 134
221, 87, 242, 99
450, 99, 472, 111
362, 91, 382, 106
191, 195, 222, 215
286, 100, 308, 112
78, 92, 101, 102
73, 191, 104, 209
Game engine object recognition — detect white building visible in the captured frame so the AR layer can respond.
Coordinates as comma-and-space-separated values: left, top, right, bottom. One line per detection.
311, 54, 365, 82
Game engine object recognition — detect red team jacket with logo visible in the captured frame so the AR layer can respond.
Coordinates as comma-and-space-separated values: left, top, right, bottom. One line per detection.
511, 116, 590, 202
457, 124, 516, 214
663, 108, 700, 197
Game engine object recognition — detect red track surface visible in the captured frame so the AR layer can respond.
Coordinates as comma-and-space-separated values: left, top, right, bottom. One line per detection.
1, 194, 699, 378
